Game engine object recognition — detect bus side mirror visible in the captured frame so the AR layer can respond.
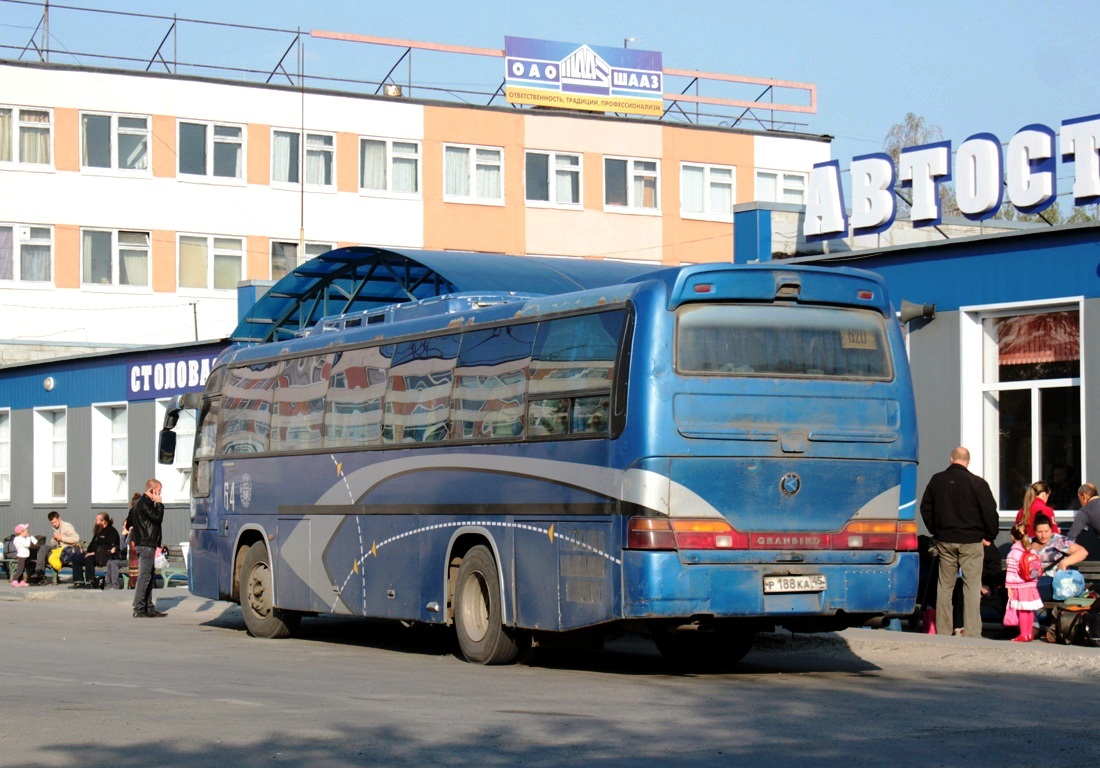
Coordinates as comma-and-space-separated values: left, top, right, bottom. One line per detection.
158, 429, 177, 465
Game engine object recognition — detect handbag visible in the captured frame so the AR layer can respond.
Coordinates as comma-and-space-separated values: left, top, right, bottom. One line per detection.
47, 546, 63, 572
1003, 604, 1019, 627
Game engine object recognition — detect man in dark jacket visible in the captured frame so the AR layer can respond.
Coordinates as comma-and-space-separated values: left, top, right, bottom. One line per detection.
920, 446, 999, 638
130, 478, 166, 618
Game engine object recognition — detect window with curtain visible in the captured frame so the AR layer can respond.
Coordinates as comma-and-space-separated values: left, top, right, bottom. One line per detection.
0, 106, 51, 165
0, 225, 44, 281
0, 108, 10, 162
272, 130, 300, 184
305, 132, 334, 187
213, 237, 243, 289
361, 138, 421, 195
118, 231, 149, 286
444, 144, 503, 202
604, 156, 659, 210
157, 398, 196, 504
755, 170, 807, 204
681, 163, 734, 219
979, 307, 1082, 511
179, 235, 208, 289
525, 151, 581, 206
91, 404, 128, 502
33, 408, 66, 502
271, 240, 332, 280
82, 229, 114, 285
0, 409, 9, 501
81, 229, 148, 286
81, 112, 147, 171
180, 234, 243, 289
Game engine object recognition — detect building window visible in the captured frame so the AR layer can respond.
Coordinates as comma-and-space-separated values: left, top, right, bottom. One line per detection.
33, 407, 66, 503
604, 156, 659, 210
681, 163, 735, 219
92, 404, 128, 503
0, 409, 9, 501
157, 398, 195, 504
178, 121, 244, 179
179, 235, 243, 290
970, 305, 1082, 512
0, 224, 52, 282
272, 129, 334, 188
360, 138, 420, 195
81, 229, 150, 287
0, 106, 52, 165
755, 170, 807, 205
525, 151, 581, 207
444, 144, 503, 203
81, 113, 149, 171
271, 240, 332, 281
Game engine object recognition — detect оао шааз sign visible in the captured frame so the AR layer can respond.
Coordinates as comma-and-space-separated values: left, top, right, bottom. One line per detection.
804, 114, 1100, 239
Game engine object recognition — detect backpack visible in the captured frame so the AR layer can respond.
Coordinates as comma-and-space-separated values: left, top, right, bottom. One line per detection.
1018, 550, 1041, 581
2, 534, 14, 558
1046, 602, 1100, 646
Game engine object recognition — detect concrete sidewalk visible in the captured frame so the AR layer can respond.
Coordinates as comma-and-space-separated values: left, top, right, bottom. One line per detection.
0, 574, 192, 603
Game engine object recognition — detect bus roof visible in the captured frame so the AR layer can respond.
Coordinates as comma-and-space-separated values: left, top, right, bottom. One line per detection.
231, 246, 665, 345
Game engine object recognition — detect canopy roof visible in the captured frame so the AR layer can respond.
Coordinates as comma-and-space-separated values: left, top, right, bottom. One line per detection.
232, 247, 664, 344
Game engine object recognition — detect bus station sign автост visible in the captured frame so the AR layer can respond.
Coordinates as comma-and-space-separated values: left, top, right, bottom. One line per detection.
804, 114, 1100, 239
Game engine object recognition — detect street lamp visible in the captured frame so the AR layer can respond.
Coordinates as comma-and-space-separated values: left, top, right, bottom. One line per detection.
624, 37, 640, 48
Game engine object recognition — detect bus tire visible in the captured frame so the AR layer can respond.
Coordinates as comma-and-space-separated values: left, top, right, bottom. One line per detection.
654, 628, 754, 671
240, 542, 301, 639
453, 545, 526, 664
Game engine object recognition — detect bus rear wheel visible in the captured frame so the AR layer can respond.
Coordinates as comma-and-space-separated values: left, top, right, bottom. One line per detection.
453, 545, 527, 664
240, 542, 301, 639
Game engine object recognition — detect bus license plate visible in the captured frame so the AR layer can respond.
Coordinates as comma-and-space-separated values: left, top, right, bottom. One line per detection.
763, 575, 827, 593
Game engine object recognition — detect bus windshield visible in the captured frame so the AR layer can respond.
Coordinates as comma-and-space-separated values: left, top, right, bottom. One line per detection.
676, 303, 893, 380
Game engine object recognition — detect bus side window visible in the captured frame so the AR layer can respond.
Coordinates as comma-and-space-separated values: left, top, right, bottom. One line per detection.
383, 335, 461, 444
270, 354, 329, 452
528, 310, 624, 438
324, 347, 390, 449
452, 324, 535, 441
217, 363, 278, 454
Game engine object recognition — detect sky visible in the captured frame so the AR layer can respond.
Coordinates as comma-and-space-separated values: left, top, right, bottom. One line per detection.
2, 0, 1098, 194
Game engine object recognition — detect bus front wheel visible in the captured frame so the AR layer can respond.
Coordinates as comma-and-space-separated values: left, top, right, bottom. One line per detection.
240, 542, 301, 639
453, 545, 527, 664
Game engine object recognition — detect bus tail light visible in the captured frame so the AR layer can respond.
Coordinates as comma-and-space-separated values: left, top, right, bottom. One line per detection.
832, 520, 919, 551
627, 517, 677, 550
627, 517, 749, 550
895, 520, 918, 551
628, 517, 919, 552
671, 519, 749, 550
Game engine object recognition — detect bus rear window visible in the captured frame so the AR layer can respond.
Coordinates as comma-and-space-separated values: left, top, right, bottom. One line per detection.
676, 304, 893, 380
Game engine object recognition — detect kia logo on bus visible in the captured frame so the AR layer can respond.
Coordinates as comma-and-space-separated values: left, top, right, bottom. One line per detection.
779, 473, 801, 496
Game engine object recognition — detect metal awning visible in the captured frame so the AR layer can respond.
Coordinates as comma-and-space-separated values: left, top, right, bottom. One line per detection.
231, 247, 663, 344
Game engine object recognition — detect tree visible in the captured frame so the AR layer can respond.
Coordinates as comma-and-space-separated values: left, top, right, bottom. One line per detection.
883, 113, 958, 217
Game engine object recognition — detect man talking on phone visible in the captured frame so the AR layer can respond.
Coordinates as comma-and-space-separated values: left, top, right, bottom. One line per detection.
129, 478, 166, 618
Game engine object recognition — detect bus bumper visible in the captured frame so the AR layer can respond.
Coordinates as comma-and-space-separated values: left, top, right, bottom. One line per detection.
621, 551, 918, 620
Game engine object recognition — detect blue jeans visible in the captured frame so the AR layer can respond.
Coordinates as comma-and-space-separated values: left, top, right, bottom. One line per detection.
132, 545, 156, 614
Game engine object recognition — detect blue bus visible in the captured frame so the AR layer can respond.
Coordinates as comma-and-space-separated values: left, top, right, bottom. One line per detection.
161, 261, 919, 666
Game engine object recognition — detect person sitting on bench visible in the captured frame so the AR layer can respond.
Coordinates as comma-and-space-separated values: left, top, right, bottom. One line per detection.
69, 513, 121, 589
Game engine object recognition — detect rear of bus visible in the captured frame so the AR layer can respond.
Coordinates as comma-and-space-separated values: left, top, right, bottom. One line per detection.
620, 264, 918, 650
